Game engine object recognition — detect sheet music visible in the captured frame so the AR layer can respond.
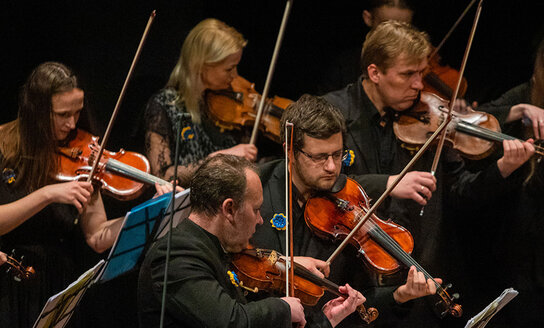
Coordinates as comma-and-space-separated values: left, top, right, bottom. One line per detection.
155, 188, 191, 239
464, 288, 519, 328
96, 193, 172, 283
33, 260, 105, 328
94, 189, 191, 283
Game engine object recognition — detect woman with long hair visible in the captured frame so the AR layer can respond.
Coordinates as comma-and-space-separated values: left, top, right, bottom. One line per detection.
144, 18, 257, 186
0, 62, 167, 327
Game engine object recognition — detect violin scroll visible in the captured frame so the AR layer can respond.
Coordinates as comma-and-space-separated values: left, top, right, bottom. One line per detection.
433, 283, 463, 318
5, 250, 35, 282
358, 304, 379, 324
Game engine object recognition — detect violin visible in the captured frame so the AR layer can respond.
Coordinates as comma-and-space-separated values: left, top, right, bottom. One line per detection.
5, 250, 35, 282
304, 177, 462, 318
57, 129, 169, 200
205, 76, 292, 143
392, 92, 544, 159
231, 248, 379, 324
424, 52, 468, 100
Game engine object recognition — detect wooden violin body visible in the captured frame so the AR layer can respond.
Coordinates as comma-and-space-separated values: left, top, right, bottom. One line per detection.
232, 248, 324, 306
424, 54, 468, 100
206, 76, 292, 143
304, 177, 462, 318
231, 248, 379, 323
57, 129, 153, 200
305, 178, 414, 274
393, 92, 501, 160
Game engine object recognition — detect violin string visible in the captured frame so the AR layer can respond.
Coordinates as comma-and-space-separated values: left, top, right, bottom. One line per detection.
457, 120, 544, 155
352, 207, 445, 291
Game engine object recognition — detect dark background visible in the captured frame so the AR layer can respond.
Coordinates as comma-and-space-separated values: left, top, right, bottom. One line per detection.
1, 1, 542, 327
2, 0, 543, 150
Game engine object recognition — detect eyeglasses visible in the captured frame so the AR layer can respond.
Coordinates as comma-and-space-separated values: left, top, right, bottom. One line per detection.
297, 148, 345, 165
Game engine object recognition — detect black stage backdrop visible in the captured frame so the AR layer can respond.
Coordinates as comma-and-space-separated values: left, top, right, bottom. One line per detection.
1, 1, 542, 327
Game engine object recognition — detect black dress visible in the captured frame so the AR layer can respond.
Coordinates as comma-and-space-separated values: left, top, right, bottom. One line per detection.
0, 154, 82, 328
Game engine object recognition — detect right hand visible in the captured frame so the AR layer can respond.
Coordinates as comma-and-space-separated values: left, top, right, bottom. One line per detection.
388, 171, 437, 205
294, 256, 330, 278
213, 144, 258, 162
43, 181, 93, 213
281, 296, 306, 327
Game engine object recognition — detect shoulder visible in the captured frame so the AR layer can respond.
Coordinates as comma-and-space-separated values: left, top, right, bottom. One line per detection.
258, 159, 285, 186
146, 88, 185, 114
323, 80, 363, 122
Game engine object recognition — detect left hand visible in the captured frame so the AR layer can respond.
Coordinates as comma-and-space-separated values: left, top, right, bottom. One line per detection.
0, 252, 7, 266
508, 104, 544, 139
497, 138, 535, 178
153, 182, 184, 198
294, 256, 330, 278
322, 284, 365, 327
393, 266, 442, 304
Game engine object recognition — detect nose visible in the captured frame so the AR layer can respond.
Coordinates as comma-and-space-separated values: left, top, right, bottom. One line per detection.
323, 155, 337, 172
66, 115, 77, 130
257, 213, 263, 225
412, 72, 424, 90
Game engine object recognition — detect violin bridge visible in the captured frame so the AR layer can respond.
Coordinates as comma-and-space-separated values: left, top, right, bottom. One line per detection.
267, 250, 278, 265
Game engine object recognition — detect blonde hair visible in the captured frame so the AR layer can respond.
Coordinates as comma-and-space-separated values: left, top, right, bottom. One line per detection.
166, 18, 247, 123
361, 20, 430, 77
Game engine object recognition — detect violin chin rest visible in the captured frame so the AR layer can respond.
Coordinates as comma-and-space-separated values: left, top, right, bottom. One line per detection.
330, 174, 347, 193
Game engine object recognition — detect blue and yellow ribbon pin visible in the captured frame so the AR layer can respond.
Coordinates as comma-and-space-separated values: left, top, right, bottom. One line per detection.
270, 213, 287, 230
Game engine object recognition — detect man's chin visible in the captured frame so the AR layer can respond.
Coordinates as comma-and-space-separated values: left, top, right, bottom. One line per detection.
314, 179, 336, 192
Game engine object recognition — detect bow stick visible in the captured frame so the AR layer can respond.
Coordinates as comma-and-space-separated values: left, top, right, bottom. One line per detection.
85, 11, 156, 183
74, 10, 156, 224
285, 121, 295, 297
249, 0, 293, 145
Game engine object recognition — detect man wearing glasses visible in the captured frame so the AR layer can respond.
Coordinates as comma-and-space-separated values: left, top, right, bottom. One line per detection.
251, 94, 440, 327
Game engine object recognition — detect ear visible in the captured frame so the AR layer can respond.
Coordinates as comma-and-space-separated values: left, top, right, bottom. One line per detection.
362, 10, 373, 28
366, 64, 381, 84
221, 198, 236, 224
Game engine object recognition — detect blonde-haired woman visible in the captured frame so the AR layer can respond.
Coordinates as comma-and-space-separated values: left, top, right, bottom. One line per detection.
145, 18, 257, 186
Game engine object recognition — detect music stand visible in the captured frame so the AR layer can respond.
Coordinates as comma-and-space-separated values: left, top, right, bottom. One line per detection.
95, 189, 191, 283
33, 260, 105, 328
464, 288, 519, 328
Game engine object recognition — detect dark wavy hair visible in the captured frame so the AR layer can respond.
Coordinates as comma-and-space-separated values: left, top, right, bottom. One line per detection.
189, 154, 258, 217
0, 62, 79, 191
280, 94, 346, 152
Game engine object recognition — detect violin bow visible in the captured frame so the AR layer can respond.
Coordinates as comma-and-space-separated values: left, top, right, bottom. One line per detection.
73, 10, 156, 224
429, 0, 484, 176
429, 0, 479, 62
85, 11, 156, 188
285, 121, 295, 297
327, 0, 485, 265
249, 0, 293, 145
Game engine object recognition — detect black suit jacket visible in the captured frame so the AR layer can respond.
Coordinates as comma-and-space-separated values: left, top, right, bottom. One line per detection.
138, 218, 291, 328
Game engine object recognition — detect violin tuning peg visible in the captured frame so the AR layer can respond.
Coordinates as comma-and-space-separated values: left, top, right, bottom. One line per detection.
444, 283, 452, 290
452, 293, 460, 300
